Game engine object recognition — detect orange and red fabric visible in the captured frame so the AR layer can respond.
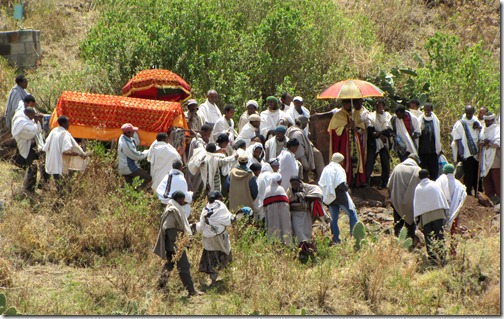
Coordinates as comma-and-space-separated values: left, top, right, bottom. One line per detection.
122, 69, 191, 102
49, 91, 188, 146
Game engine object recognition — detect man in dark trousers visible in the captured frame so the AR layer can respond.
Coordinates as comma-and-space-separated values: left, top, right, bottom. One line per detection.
153, 191, 203, 296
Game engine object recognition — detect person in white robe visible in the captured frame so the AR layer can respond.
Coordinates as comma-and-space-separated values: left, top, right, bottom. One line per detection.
246, 142, 265, 168
195, 191, 235, 285
479, 113, 500, 203
153, 191, 202, 296
211, 104, 237, 144
238, 100, 259, 133
254, 161, 274, 221
147, 132, 182, 191
156, 160, 193, 217
187, 124, 213, 193
285, 96, 310, 134
318, 152, 358, 244
12, 107, 44, 192
390, 105, 420, 162
189, 143, 237, 193
236, 114, 261, 147
417, 103, 442, 180
263, 173, 293, 247
260, 96, 287, 139
264, 125, 288, 162
285, 117, 321, 181
408, 98, 423, 119
197, 90, 222, 125
364, 98, 392, 188
5, 74, 29, 131
414, 169, 449, 263
43, 116, 87, 192
450, 105, 482, 195
436, 163, 466, 258
278, 138, 301, 191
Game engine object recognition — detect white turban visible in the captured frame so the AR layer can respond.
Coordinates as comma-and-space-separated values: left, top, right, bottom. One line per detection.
332, 152, 344, 163
246, 100, 259, 109
483, 114, 496, 120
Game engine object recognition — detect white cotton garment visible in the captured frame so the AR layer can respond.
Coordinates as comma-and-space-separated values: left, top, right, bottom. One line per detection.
413, 178, 449, 218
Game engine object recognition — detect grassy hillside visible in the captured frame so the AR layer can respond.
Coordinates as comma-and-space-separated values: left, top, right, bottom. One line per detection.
0, 0, 501, 315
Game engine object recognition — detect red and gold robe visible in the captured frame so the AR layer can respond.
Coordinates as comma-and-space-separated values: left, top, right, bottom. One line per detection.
327, 108, 366, 187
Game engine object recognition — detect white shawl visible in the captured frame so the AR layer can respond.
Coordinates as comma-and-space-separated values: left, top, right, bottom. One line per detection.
156, 169, 192, 205
256, 163, 274, 207
278, 149, 298, 191
260, 109, 286, 137
245, 142, 264, 167
318, 162, 355, 209
147, 140, 181, 191
450, 114, 481, 161
196, 200, 233, 238
480, 123, 500, 177
285, 106, 310, 134
12, 113, 42, 159
393, 113, 419, 154
368, 111, 391, 152
236, 122, 258, 147
413, 178, 449, 217
436, 173, 467, 228
264, 136, 288, 162
197, 99, 222, 124
418, 112, 442, 155
211, 116, 236, 143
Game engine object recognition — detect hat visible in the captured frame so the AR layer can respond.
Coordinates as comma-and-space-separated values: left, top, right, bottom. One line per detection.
186, 99, 198, 106
293, 96, 303, 102
268, 158, 279, 166
238, 154, 249, 164
443, 164, 455, 174
275, 125, 287, 133
332, 152, 344, 163
246, 100, 259, 109
266, 96, 279, 104
121, 123, 138, 133
296, 116, 309, 124
248, 114, 261, 122
407, 153, 421, 164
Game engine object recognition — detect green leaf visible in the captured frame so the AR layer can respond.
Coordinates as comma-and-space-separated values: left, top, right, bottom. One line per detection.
0, 293, 5, 308
399, 68, 418, 76
301, 308, 307, 315
0, 306, 5, 314
413, 52, 424, 67
5, 306, 17, 315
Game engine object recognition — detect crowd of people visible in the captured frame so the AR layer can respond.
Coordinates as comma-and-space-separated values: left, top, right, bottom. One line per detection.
4, 76, 501, 297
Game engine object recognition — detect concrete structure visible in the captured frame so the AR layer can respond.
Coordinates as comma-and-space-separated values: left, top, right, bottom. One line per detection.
0, 29, 41, 68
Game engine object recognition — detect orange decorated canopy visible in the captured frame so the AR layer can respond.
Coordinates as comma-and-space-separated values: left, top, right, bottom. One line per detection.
49, 91, 188, 146
122, 69, 191, 102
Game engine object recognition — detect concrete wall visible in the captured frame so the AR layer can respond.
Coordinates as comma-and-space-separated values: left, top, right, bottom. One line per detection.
0, 29, 41, 68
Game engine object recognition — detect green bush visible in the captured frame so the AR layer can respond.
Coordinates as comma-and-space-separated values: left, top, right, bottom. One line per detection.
80, 0, 381, 109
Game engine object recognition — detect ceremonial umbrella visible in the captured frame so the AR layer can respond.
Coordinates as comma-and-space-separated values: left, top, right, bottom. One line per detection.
122, 69, 192, 102
317, 79, 384, 100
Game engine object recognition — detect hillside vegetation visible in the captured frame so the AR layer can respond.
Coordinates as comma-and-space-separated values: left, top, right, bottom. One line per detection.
0, 0, 501, 315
